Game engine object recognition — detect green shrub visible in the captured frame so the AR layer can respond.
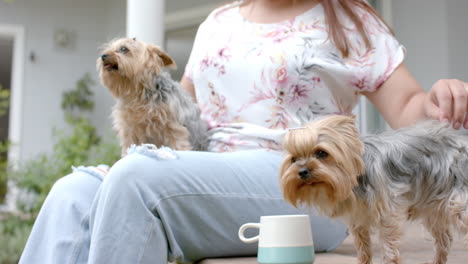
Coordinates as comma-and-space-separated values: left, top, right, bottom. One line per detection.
0, 215, 33, 264
0, 141, 8, 204
0, 85, 10, 204
0, 85, 9, 117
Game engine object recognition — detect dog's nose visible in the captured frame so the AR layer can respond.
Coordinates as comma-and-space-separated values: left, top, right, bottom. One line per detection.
101, 54, 109, 61
298, 168, 310, 180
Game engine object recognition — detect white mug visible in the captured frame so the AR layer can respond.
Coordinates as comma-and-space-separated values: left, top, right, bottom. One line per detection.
238, 215, 315, 264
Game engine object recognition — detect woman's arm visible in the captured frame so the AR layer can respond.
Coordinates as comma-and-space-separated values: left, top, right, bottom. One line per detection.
363, 63, 468, 129
180, 75, 197, 103
363, 64, 426, 128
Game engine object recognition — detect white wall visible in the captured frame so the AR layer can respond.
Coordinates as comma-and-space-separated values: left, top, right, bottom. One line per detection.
0, 0, 124, 161
392, 0, 468, 91
392, 0, 450, 90
166, 0, 224, 13
447, 0, 468, 82
166, 27, 198, 81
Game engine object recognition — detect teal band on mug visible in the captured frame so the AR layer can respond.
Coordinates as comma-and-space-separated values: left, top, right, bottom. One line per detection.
257, 245, 315, 264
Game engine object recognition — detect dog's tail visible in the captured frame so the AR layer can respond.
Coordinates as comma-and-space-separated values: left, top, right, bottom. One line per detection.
464, 208, 468, 248
448, 190, 468, 248
462, 213, 468, 248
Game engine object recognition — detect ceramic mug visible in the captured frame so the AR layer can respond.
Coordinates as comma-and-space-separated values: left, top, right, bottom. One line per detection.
238, 215, 314, 264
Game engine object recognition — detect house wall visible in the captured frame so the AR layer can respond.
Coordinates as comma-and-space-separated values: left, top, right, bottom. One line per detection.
166, 0, 223, 13
392, 0, 450, 91
392, 0, 468, 90
0, 0, 124, 161
446, 0, 468, 82
166, 27, 198, 81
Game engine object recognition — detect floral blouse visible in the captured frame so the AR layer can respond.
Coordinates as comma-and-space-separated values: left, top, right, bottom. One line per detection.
184, 1, 405, 152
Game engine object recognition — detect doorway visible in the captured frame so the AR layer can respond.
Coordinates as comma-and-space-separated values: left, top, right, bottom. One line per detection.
0, 36, 13, 203
0, 37, 13, 146
0, 25, 25, 206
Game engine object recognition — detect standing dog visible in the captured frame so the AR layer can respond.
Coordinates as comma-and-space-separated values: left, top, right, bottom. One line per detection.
97, 38, 208, 155
280, 115, 468, 264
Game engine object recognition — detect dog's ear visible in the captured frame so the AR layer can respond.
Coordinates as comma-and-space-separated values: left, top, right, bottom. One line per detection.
146, 44, 177, 69
330, 115, 364, 175
332, 115, 359, 138
317, 115, 357, 132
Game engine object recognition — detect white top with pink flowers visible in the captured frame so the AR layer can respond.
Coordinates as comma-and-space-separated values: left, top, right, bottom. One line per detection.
184, 1, 405, 153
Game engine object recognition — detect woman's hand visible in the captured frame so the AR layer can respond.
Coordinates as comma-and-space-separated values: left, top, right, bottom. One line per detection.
365, 64, 468, 129
424, 79, 468, 129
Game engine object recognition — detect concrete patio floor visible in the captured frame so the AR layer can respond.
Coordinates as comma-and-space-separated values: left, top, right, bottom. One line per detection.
198, 222, 467, 264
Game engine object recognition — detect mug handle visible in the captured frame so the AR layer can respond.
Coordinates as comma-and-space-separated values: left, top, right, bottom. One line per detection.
238, 223, 261, 243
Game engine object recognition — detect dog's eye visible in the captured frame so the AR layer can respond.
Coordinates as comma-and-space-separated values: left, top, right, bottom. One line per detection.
291, 157, 297, 163
119, 46, 129, 54
315, 150, 328, 159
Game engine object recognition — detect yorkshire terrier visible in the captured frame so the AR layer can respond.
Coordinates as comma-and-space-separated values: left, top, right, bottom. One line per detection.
97, 38, 208, 155
280, 115, 468, 264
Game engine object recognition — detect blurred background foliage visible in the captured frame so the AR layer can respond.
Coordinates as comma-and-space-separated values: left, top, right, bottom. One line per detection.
0, 85, 10, 204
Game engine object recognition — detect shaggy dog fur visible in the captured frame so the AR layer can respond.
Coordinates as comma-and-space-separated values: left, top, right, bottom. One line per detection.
280, 115, 468, 264
97, 38, 208, 155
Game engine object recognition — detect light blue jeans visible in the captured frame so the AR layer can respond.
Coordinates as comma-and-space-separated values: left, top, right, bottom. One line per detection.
19, 146, 347, 264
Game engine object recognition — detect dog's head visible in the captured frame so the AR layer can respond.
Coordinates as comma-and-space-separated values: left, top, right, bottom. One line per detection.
279, 115, 365, 212
97, 37, 176, 98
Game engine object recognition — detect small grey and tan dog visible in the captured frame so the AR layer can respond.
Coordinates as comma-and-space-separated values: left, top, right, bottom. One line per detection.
280, 115, 468, 264
97, 38, 208, 155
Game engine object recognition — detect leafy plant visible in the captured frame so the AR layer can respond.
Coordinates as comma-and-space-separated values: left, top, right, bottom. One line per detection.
0, 215, 33, 264
61, 73, 95, 122
0, 85, 9, 117
13, 73, 120, 211
0, 141, 8, 204
0, 85, 10, 203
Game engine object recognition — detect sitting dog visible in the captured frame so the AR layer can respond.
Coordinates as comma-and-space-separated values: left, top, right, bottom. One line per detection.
97, 38, 208, 155
280, 115, 468, 264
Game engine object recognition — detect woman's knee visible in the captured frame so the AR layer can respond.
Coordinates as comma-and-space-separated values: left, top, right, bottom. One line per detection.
46, 168, 103, 209
101, 148, 180, 196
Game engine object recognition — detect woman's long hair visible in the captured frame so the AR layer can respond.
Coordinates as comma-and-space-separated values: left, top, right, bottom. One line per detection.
220, 0, 393, 57
322, 0, 393, 57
